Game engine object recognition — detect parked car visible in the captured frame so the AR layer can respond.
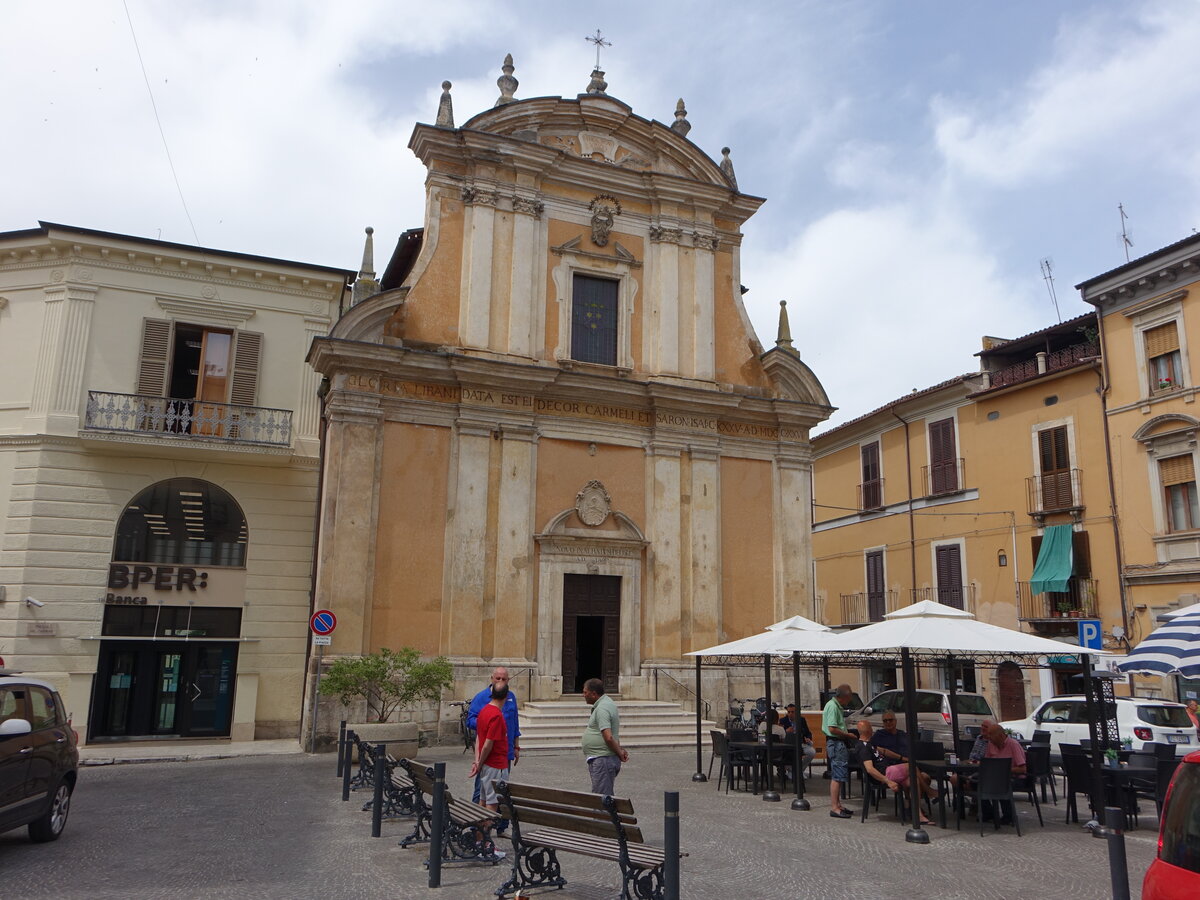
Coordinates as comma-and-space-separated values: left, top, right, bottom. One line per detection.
1001, 695, 1197, 761
0, 670, 79, 842
800, 693, 865, 761
1142, 749, 1200, 900
856, 689, 995, 747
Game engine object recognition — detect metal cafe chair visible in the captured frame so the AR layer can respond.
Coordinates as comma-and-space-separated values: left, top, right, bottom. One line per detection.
1024, 743, 1057, 805
1031, 730, 1051, 745
976, 757, 1020, 836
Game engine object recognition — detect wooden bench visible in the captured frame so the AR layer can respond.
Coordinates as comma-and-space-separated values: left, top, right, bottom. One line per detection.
397, 759, 502, 865
495, 781, 680, 900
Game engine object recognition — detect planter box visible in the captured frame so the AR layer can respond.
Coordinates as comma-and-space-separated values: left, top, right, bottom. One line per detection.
348, 722, 420, 762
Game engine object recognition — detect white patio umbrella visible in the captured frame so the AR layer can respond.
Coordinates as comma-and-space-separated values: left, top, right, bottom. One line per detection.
1114, 612, 1200, 678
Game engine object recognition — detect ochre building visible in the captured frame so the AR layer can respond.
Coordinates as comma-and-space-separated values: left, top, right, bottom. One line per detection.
306, 65, 831, 728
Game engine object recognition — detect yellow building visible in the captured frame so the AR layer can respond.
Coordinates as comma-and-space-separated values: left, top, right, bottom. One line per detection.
304, 62, 831, 735
812, 314, 1124, 720
1079, 233, 1200, 699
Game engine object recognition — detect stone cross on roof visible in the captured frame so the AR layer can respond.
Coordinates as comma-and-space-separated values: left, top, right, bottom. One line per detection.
585, 29, 611, 95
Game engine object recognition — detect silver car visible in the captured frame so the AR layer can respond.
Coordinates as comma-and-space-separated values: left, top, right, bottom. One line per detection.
856, 689, 995, 748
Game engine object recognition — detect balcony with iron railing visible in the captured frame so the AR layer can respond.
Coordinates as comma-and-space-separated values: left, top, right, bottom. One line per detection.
909, 584, 976, 612
1017, 578, 1098, 621
985, 340, 1100, 391
922, 458, 965, 497
1026, 469, 1083, 518
84, 391, 293, 448
858, 478, 884, 512
838, 590, 901, 626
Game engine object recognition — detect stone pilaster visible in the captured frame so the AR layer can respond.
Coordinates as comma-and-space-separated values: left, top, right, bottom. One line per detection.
492, 425, 537, 660
506, 200, 541, 357
459, 187, 497, 349
443, 420, 492, 661
688, 446, 721, 650
773, 451, 814, 621
692, 236, 716, 380
27, 282, 97, 435
645, 441, 683, 660
295, 317, 327, 453
648, 225, 682, 374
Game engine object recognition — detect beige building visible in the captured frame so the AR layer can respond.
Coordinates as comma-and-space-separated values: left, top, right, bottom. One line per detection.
305, 63, 831, 733
0, 222, 350, 744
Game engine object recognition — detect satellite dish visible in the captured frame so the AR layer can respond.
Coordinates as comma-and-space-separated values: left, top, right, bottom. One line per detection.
1112, 625, 1126, 639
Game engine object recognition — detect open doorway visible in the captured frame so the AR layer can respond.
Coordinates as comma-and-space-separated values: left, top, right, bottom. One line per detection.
561, 574, 620, 693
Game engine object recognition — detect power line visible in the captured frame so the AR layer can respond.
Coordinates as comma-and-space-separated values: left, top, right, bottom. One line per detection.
122, 0, 202, 247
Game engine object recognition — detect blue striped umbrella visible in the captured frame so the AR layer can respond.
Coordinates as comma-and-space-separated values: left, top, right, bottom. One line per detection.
1115, 612, 1200, 678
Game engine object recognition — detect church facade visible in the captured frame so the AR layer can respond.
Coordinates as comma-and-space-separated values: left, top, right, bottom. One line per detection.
306, 62, 831, 724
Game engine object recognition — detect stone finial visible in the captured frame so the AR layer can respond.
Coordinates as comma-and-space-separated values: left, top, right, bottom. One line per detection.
719, 147, 738, 190
775, 300, 794, 350
495, 53, 518, 106
586, 68, 608, 95
435, 80, 454, 128
351, 226, 381, 306
359, 226, 375, 279
671, 98, 691, 137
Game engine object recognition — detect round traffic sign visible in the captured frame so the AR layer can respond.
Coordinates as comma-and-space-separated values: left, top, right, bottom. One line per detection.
310, 609, 337, 635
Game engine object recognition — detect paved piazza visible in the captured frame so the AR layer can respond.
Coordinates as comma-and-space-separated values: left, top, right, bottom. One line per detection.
1, 747, 1156, 899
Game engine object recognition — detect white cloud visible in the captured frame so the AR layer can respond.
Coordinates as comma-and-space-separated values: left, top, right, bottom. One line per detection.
933, 3, 1200, 187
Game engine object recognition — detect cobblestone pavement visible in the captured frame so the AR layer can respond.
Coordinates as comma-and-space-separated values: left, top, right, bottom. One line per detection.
0, 746, 1156, 899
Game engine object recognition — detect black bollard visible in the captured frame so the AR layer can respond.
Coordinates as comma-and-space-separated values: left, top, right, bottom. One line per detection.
1093, 806, 1131, 900
371, 744, 387, 837
663, 791, 680, 900
342, 730, 355, 801
428, 762, 446, 888
336, 720, 347, 778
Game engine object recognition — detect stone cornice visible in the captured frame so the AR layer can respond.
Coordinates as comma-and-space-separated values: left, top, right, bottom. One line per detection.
157, 295, 257, 328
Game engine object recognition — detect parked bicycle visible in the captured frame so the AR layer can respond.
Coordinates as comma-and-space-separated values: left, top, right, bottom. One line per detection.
448, 700, 474, 753
727, 697, 770, 732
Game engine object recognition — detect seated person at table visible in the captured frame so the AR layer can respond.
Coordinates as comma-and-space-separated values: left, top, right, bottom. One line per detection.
950, 718, 996, 790
758, 707, 786, 741
869, 714, 938, 803
964, 721, 1026, 825
855, 721, 933, 825
781, 703, 817, 765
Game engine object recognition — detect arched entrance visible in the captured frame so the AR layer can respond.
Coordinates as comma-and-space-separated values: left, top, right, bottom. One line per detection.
997, 661, 1027, 721
92, 478, 247, 740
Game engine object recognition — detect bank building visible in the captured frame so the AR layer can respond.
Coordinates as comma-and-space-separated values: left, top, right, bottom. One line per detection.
306, 56, 832, 740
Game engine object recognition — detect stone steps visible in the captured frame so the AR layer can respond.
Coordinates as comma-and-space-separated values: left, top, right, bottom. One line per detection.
517, 699, 716, 752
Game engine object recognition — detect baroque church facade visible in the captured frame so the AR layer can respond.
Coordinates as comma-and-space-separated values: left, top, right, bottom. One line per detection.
306, 59, 831, 722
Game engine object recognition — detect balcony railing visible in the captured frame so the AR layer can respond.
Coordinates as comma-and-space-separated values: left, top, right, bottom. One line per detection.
1026, 469, 1083, 516
922, 458, 964, 497
988, 340, 1100, 390
1017, 578, 1098, 620
909, 584, 976, 612
84, 391, 293, 447
858, 478, 884, 511
839, 590, 901, 626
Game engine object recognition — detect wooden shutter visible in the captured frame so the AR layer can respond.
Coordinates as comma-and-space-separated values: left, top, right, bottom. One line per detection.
1072, 531, 1091, 577
860, 442, 882, 509
866, 551, 885, 620
928, 418, 958, 493
935, 545, 964, 609
1144, 322, 1180, 358
136, 318, 173, 397
1160, 455, 1195, 487
1038, 426, 1073, 510
228, 330, 263, 407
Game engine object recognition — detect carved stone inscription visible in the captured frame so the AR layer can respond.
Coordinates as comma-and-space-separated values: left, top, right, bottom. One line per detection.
343, 374, 806, 441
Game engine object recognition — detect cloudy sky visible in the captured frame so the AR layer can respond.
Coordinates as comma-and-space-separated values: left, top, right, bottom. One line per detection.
6, 1, 1199, 429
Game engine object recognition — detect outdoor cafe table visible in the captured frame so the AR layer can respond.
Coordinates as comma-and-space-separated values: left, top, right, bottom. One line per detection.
730, 741, 797, 795
1098, 763, 1155, 828
916, 759, 981, 829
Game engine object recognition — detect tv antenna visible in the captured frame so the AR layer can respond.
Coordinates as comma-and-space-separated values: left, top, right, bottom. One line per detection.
1118, 203, 1133, 262
1040, 258, 1062, 323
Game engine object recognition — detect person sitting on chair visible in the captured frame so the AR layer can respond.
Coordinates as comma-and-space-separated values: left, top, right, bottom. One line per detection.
869, 713, 939, 805
855, 720, 933, 825
781, 703, 817, 767
758, 707, 786, 741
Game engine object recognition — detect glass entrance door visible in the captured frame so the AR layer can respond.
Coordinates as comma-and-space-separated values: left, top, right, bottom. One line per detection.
92, 642, 238, 740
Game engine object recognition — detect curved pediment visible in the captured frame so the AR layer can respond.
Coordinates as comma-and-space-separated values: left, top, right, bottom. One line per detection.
460, 95, 735, 190
1133, 412, 1200, 443
330, 286, 409, 343
760, 346, 834, 409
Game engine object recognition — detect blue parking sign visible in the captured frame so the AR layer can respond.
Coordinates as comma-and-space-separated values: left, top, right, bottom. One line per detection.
1078, 619, 1102, 650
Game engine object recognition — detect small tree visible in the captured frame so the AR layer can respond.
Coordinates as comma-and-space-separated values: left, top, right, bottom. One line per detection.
323, 647, 453, 723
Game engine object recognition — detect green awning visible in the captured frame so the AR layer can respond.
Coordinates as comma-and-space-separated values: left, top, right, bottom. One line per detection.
1030, 524, 1074, 594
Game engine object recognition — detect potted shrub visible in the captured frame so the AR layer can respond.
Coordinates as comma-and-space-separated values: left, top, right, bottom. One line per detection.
1104, 747, 1119, 768
323, 647, 453, 756
1055, 600, 1071, 618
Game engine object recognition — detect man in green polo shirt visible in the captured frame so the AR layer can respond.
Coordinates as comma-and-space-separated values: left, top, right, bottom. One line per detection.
581, 677, 629, 795
823, 683, 857, 818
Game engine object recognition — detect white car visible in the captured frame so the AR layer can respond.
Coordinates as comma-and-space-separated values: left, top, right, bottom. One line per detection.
1001, 695, 1197, 760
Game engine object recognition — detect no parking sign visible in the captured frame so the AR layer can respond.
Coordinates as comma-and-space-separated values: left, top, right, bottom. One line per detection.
310, 609, 337, 636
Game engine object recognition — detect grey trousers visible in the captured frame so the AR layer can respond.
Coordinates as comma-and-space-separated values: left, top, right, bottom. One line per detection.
587, 755, 622, 795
